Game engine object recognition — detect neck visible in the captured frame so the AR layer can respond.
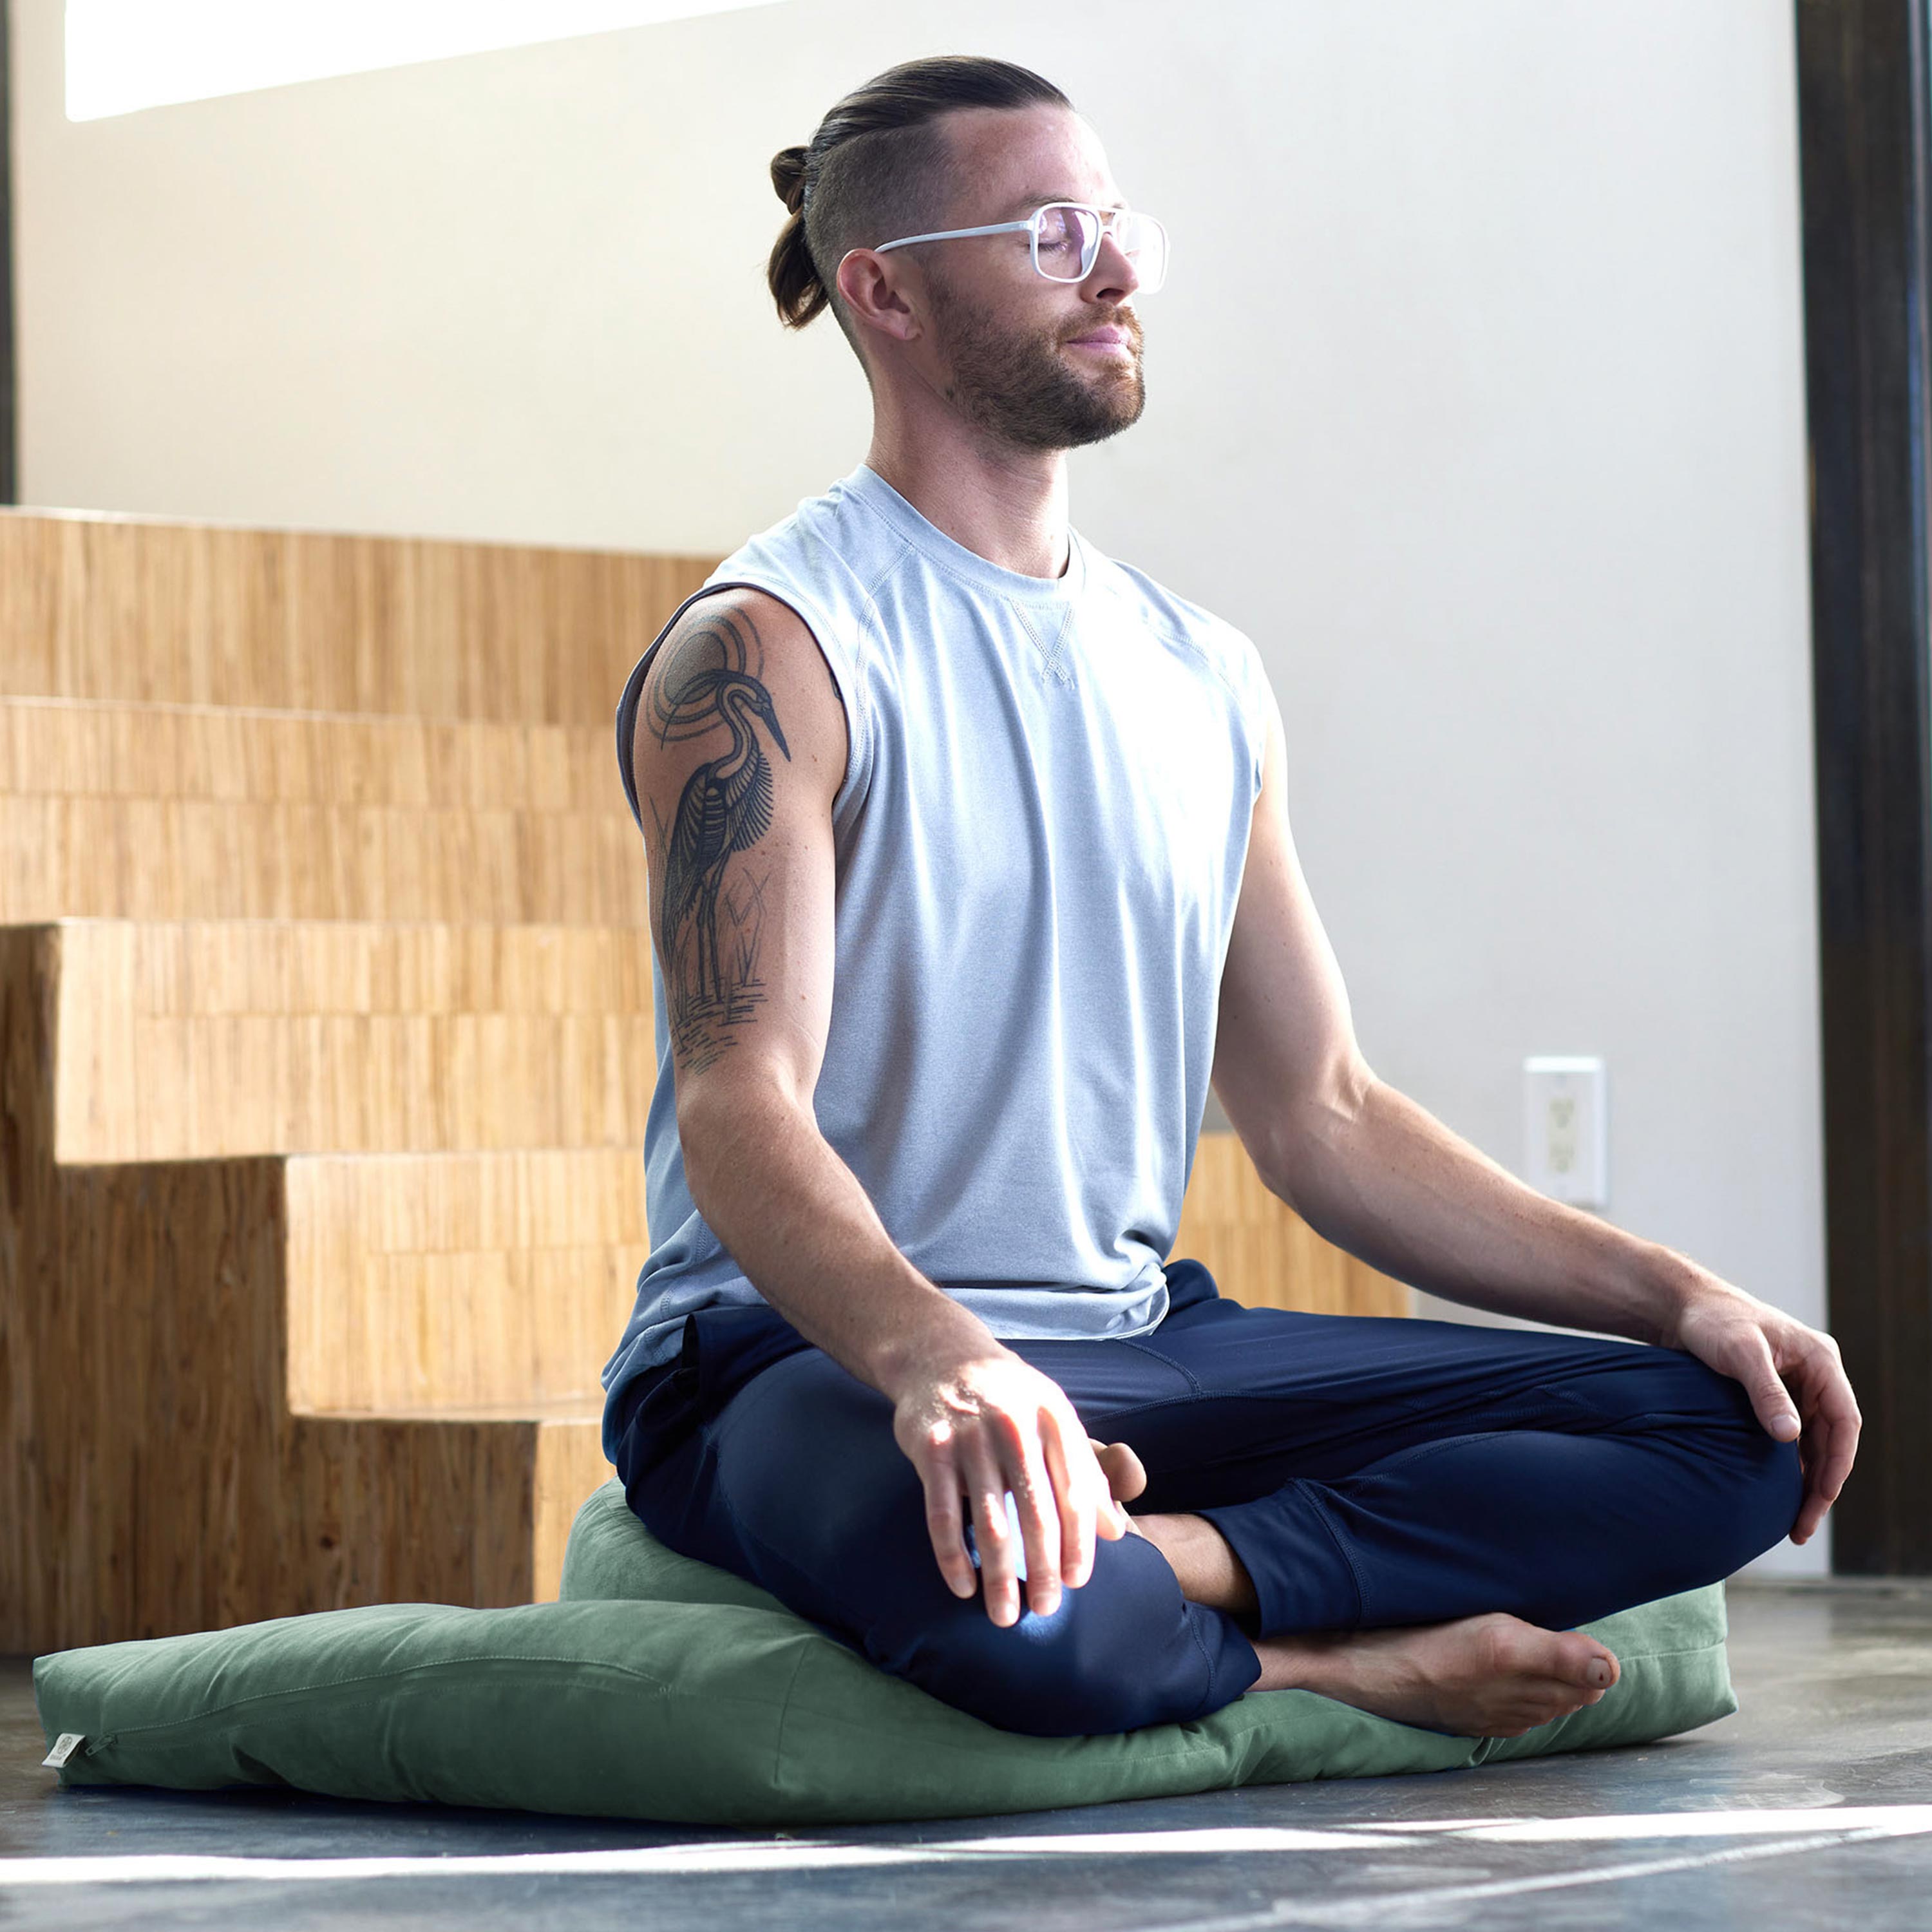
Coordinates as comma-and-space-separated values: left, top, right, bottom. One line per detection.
863, 411, 1072, 582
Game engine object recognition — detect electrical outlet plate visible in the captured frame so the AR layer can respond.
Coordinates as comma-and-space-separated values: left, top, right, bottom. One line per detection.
1524, 1056, 1608, 1209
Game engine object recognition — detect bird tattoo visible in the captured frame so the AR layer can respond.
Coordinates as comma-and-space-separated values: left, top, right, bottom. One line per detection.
647, 604, 793, 1072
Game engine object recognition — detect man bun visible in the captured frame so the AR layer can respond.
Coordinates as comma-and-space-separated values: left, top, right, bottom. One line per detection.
767, 142, 827, 328
770, 142, 810, 215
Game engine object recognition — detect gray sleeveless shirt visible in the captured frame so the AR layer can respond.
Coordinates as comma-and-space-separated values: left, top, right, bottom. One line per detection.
600, 460, 1271, 1453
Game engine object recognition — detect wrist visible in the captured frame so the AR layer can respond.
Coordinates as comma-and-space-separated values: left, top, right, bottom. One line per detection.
864, 1282, 1008, 1403
1634, 1240, 1739, 1349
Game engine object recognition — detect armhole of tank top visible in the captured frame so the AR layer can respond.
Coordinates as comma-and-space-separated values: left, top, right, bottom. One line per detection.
1208, 619, 1269, 812
1239, 630, 1272, 808
614, 632, 665, 836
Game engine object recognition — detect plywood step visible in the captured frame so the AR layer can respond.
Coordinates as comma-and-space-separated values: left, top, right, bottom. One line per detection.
2, 921, 649, 1649
0, 698, 649, 923
0, 508, 714, 723
285, 1147, 645, 1415
1175, 1135, 1412, 1319
54, 920, 656, 1160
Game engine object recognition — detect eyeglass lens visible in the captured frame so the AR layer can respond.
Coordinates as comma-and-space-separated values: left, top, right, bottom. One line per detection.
1035, 205, 1168, 291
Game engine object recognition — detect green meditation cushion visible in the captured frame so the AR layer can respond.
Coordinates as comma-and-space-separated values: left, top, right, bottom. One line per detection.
32, 1479, 1738, 1825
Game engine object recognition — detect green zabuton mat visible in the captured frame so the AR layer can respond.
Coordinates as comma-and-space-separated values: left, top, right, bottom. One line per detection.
32, 1478, 1736, 1824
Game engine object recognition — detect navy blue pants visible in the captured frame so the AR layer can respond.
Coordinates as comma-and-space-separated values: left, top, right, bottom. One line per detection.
610, 1259, 1802, 1738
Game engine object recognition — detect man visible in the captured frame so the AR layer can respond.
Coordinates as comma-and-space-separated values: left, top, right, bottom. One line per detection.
600, 55, 1858, 1740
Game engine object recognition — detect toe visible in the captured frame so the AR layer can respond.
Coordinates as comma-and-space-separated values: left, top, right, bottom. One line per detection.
1551, 1630, 1620, 1690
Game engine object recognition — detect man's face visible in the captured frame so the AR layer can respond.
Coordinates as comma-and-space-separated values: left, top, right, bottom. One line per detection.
913, 106, 1148, 453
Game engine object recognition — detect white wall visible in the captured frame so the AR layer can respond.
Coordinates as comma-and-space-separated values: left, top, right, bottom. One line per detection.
9, 0, 1826, 1571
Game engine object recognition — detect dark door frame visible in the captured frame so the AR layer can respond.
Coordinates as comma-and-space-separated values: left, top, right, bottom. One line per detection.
1796, 0, 1932, 1574
1, 0, 15, 504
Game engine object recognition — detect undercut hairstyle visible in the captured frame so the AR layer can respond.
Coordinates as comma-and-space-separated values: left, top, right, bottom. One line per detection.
767, 55, 1074, 375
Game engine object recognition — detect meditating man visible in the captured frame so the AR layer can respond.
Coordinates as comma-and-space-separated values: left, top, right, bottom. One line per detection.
600, 55, 1858, 1739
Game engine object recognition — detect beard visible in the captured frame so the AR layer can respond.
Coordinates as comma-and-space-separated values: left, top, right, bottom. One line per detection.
927, 269, 1147, 453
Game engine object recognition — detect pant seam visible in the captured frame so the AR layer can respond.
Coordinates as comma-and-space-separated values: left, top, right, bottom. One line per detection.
1116, 1336, 1206, 1395
1083, 1386, 1391, 1426
1302, 1485, 1369, 1627
1179, 1591, 1222, 1712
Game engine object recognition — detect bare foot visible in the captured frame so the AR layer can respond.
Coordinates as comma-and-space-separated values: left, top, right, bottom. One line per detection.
1083, 1445, 1253, 1614
1253, 1612, 1622, 1739
1084, 1437, 1618, 1738
1086, 1443, 1260, 1613
1124, 1511, 1259, 1614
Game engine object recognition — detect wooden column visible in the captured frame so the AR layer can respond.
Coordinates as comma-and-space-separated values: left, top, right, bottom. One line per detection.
1797, 0, 1932, 1572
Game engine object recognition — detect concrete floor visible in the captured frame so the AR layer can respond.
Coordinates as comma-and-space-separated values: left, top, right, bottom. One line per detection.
2, 1580, 1929, 1931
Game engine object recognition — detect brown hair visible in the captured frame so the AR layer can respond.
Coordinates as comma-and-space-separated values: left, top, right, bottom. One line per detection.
767, 55, 1073, 368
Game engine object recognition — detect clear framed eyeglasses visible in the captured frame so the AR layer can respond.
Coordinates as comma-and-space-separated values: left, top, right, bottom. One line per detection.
872, 202, 1169, 293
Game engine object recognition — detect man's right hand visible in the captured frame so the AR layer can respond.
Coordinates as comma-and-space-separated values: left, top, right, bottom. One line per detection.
890, 1348, 1134, 1626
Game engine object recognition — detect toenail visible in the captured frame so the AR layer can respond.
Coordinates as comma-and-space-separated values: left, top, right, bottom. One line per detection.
1587, 1661, 1611, 1688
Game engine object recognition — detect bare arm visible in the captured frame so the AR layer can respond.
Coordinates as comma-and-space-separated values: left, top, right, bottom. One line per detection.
1209, 676, 1860, 1543
630, 589, 1126, 1622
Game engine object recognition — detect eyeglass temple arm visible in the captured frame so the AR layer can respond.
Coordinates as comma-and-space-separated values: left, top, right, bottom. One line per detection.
872, 220, 1035, 255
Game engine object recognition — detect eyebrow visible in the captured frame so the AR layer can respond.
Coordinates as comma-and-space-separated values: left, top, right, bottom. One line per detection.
998, 189, 1129, 219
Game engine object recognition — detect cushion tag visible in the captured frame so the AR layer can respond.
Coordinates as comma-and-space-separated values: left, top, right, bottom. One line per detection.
41, 1732, 84, 1770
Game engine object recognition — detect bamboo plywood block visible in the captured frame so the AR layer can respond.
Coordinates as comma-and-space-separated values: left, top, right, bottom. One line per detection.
283, 1413, 557, 1614
1173, 1132, 1412, 1319
0, 512, 715, 724
0, 925, 70, 1647
533, 1419, 616, 1602
0, 697, 650, 928
283, 1148, 647, 1414
53, 922, 659, 1161
0, 795, 647, 926
0, 924, 621, 1652
0, 699, 622, 812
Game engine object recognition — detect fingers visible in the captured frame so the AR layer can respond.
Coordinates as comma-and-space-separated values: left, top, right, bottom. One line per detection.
1686, 1312, 1863, 1547
1790, 1395, 1833, 1542
1041, 1414, 1096, 1591
1095, 1489, 1130, 1543
960, 1440, 1028, 1626
916, 1429, 978, 1601
959, 1414, 1071, 1625
901, 1364, 1132, 1626
938, 1414, 1098, 1623
1792, 1417, 1839, 1543
1084, 1437, 1145, 1542
1043, 1414, 1090, 1592
1788, 1359, 1862, 1544
1003, 1419, 1066, 1619
1736, 1334, 1802, 1443
1089, 1437, 1148, 1504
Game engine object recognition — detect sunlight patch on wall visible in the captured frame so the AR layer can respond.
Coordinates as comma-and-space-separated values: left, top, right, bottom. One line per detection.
65, 0, 786, 121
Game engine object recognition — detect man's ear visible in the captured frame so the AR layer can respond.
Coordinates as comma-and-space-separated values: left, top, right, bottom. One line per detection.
836, 249, 923, 350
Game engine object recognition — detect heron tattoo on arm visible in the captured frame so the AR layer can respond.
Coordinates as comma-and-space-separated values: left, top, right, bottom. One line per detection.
645, 603, 793, 1074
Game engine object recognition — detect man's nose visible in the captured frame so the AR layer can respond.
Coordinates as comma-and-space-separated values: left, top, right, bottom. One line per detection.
1085, 228, 1141, 299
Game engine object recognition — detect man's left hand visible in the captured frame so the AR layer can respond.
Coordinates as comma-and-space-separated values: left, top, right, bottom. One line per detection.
1666, 1278, 1862, 1545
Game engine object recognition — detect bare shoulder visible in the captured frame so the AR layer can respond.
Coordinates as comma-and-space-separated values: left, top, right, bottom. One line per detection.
631, 586, 849, 820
